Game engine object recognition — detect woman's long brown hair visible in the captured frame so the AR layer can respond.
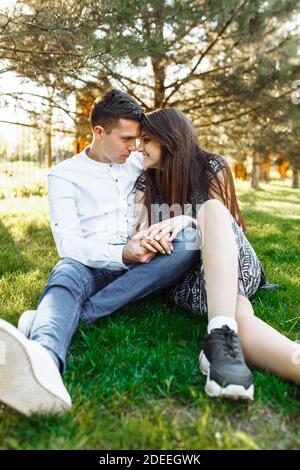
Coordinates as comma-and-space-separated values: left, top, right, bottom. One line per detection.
140, 108, 246, 233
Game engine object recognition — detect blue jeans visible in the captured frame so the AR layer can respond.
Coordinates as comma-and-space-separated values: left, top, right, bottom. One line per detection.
30, 229, 200, 373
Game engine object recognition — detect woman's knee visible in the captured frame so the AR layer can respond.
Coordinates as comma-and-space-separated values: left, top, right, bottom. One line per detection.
197, 199, 224, 216
196, 199, 230, 228
204, 199, 224, 210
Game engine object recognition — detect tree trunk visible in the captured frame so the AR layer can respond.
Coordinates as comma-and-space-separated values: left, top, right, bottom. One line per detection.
152, 59, 166, 108
251, 153, 260, 189
292, 168, 300, 188
46, 131, 52, 167
46, 104, 53, 167
151, 4, 165, 109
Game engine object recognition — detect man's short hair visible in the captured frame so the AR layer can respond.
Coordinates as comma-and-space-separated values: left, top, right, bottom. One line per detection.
90, 89, 143, 133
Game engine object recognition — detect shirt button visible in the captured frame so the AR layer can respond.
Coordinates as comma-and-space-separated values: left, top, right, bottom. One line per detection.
115, 179, 118, 183
109, 164, 112, 168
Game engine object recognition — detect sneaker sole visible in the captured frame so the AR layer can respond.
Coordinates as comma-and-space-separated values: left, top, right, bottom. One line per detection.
18, 310, 35, 338
0, 320, 70, 416
199, 350, 254, 401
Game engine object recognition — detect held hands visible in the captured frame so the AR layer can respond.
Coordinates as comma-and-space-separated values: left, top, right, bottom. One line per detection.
122, 215, 194, 264
123, 229, 173, 263
122, 236, 157, 264
144, 215, 194, 242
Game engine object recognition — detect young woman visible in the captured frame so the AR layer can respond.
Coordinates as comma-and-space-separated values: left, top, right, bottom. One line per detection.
133, 107, 300, 400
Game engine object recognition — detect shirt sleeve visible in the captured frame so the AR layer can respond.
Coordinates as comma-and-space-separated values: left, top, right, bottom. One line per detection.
206, 154, 228, 181
135, 174, 147, 192
48, 174, 127, 270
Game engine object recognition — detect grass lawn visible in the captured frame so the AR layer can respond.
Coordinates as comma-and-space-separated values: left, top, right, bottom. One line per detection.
0, 178, 299, 450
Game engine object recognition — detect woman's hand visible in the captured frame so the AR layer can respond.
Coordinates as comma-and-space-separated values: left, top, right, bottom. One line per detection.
132, 229, 174, 255
144, 215, 195, 242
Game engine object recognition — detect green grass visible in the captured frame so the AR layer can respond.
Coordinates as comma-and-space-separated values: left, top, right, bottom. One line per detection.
0, 178, 299, 450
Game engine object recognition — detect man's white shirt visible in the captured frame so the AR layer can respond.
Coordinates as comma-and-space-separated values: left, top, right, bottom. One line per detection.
48, 147, 143, 270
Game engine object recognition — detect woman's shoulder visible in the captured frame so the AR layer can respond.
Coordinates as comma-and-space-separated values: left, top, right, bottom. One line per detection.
205, 154, 228, 180
135, 173, 147, 192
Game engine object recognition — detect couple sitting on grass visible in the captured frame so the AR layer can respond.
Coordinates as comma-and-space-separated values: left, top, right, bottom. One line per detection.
0, 89, 299, 416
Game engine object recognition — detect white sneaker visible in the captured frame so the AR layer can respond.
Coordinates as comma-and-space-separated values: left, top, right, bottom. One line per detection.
0, 319, 72, 416
18, 310, 36, 338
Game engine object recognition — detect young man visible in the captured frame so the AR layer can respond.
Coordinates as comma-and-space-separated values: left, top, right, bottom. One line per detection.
0, 89, 199, 416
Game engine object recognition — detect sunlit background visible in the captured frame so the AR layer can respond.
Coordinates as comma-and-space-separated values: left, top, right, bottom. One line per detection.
0, 0, 299, 196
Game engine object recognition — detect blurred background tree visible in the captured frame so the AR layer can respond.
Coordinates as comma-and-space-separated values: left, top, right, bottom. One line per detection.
0, 0, 299, 186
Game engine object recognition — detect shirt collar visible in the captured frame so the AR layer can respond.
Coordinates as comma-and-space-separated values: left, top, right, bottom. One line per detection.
81, 146, 110, 169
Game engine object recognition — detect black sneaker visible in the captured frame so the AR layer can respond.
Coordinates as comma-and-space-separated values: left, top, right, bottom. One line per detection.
199, 325, 254, 400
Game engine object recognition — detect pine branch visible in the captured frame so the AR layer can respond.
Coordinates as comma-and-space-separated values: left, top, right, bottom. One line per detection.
163, 0, 250, 105
198, 88, 293, 127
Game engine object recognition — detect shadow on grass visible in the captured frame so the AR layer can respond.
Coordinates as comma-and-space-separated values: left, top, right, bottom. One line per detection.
245, 209, 299, 235
239, 191, 300, 207
0, 220, 29, 276
0, 219, 58, 275
264, 181, 296, 190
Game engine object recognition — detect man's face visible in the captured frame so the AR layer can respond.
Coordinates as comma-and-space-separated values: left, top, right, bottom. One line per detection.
96, 119, 141, 164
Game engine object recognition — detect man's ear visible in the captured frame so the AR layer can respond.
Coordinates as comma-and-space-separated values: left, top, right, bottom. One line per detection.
93, 125, 105, 140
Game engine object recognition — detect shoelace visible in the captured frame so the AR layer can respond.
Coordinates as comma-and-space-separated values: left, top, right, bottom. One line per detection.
210, 327, 240, 359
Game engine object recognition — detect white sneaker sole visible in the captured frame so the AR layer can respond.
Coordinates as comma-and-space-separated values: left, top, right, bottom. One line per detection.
0, 320, 71, 416
199, 350, 254, 401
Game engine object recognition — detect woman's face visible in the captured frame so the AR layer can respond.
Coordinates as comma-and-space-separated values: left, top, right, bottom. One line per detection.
137, 132, 162, 169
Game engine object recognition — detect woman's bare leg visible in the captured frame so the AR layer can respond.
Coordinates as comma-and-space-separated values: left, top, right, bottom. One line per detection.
236, 294, 300, 385
197, 199, 238, 321
195, 200, 300, 393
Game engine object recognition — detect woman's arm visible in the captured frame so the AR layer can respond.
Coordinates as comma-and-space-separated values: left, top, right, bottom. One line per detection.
133, 189, 148, 235
208, 167, 233, 206
132, 189, 176, 252
131, 189, 165, 253
142, 215, 198, 242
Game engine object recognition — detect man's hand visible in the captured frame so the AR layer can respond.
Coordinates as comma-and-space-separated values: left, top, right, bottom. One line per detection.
131, 229, 173, 256
122, 237, 157, 264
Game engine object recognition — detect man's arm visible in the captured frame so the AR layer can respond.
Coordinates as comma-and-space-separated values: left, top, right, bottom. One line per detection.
48, 174, 126, 269
48, 175, 156, 268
